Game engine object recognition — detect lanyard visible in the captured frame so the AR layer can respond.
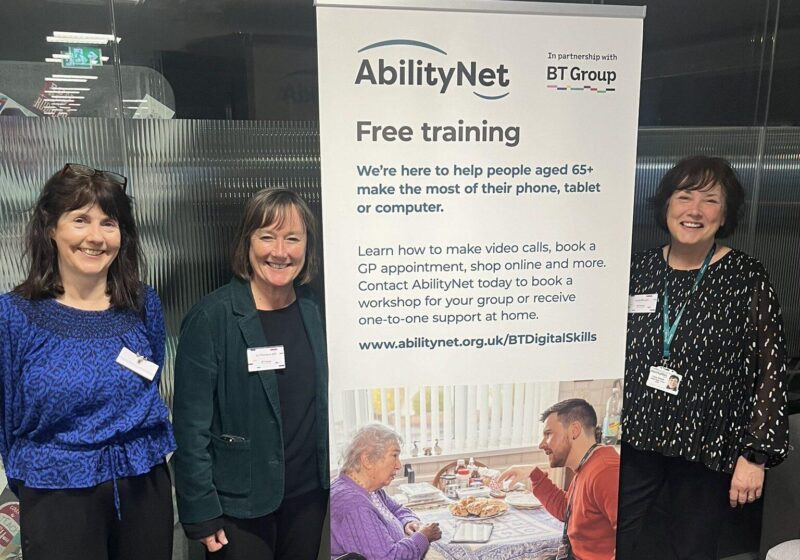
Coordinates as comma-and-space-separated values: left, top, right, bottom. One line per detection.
562, 444, 600, 541
662, 244, 716, 360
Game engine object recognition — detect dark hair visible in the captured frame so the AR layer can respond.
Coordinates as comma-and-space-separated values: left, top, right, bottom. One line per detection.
651, 155, 745, 239
14, 167, 144, 310
540, 398, 598, 433
669, 375, 679, 382
231, 188, 319, 285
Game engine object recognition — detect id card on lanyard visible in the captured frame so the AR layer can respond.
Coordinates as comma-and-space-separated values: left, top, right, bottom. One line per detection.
654, 244, 716, 396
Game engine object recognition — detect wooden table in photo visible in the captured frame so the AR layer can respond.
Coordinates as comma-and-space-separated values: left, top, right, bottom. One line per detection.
415, 504, 562, 560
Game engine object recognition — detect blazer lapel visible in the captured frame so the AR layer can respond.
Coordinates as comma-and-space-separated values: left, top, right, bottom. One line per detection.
231, 278, 282, 426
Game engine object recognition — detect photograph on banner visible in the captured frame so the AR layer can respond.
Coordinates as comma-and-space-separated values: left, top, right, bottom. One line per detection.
317, 0, 642, 559
328, 379, 624, 560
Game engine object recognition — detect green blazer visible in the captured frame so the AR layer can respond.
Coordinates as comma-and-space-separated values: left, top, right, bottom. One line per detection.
173, 277, 329, 523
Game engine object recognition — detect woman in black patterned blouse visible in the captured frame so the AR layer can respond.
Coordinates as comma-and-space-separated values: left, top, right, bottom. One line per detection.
616, 156, 789, 560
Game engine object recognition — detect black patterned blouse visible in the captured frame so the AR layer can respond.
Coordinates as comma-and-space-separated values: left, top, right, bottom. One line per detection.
622, 248, 789, 474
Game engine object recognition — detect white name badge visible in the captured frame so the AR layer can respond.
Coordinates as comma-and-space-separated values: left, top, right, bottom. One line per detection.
116, 347, 158, 381
647, 365, 682, 395
628, 293, 658, 313
247, 346, 285, 372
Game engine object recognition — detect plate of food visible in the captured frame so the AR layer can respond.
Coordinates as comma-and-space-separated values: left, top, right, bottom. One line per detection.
449, 497, 508, 519
504, 492, 542, 510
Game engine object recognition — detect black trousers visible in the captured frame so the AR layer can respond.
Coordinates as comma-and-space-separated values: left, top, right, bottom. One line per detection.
208, 487, 328, 560
616, 442, 732, 560
19, 462, 173, 560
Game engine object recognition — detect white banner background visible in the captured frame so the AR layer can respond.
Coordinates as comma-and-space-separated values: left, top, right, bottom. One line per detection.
317, 0, 644, 390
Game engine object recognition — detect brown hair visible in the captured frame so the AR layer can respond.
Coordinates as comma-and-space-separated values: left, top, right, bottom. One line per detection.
540, 398, 598, 433
230, 188, 319, 285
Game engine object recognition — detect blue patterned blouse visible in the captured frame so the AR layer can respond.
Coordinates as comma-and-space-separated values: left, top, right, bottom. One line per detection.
0, 286, 176, 494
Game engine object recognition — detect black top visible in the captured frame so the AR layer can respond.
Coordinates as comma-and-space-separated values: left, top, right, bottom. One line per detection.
622, 248, 789, 474
258, 300, 320, 498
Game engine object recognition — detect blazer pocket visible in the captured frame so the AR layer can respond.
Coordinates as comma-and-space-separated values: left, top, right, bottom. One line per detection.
210, 433, 252, 497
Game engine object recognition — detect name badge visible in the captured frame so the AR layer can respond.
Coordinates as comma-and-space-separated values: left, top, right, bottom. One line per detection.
247, 346, 285, 372
647, 365, 682, 395
628, 293, 658, 313
116, 347, 158, 381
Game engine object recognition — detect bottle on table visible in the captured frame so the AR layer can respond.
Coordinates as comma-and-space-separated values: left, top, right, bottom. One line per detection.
602, 383, 622, 445
455, 459, 470, 488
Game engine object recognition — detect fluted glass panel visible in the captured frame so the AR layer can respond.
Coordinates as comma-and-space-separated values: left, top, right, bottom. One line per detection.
757, 128, 800, 356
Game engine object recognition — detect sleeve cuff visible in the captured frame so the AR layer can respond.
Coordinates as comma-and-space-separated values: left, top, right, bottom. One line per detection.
740, 448, 770, 465
529, 467, 548, 487
182, 517, 226, 540
411, 531, 430, 554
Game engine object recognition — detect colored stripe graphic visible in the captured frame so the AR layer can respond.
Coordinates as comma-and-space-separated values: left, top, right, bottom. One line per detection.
547, 84, 616, 93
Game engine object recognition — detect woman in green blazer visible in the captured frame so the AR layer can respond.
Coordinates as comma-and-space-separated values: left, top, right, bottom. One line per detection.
173, 189, 329, 559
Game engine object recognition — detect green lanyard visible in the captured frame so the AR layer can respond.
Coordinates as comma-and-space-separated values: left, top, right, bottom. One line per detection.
662, 244, 716, 360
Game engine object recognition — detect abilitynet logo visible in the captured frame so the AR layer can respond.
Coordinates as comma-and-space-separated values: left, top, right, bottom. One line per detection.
354, 39, 510, 100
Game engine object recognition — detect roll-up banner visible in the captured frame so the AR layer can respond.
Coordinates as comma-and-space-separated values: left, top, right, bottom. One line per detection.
316, 0, 644, 389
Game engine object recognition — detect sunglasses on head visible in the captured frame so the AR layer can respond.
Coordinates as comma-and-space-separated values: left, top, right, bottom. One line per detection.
60, 163, 128, 191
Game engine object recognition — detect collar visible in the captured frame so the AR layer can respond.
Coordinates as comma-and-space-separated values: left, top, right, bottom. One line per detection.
230, 276, 310, 317
341, 472, 375, 495
230, 276, 257, 317
574, 443, 603, 473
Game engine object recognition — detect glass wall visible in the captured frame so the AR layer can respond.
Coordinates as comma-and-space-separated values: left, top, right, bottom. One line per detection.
1, 1, 798, 559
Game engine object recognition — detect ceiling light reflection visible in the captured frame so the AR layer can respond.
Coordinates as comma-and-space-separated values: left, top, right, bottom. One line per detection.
52, 74, 98, 79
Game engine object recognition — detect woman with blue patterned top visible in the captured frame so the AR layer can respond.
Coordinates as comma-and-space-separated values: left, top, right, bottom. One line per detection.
0, 164, 176, 560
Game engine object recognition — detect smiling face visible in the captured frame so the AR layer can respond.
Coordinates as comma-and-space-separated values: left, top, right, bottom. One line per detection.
668, 376, 679, 390
248, 205, 307, 298
364, 441, 402, 490
51, 204, 121, 286
666, 183, 726, 249
539, 413, 574, 468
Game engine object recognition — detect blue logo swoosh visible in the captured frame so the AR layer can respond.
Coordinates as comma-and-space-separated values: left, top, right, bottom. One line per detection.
358, 39, 447, 55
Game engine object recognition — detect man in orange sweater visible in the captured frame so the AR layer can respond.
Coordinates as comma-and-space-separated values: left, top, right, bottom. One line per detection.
499, 399, 619, 560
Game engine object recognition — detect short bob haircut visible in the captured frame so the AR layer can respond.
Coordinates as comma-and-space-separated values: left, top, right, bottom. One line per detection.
14, 166, 144, 310
340, 423, 403, 474
231, 188, 319, 285
540, 398, 598, 434
651, 155, 745, 239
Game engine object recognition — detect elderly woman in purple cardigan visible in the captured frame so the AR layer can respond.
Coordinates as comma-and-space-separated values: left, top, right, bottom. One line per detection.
330, 424, 442, 560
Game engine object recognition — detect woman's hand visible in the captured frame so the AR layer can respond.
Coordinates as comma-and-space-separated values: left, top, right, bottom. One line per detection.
419, 523, 442, 542
729, 456, 765, 507
200, 528, 229, 552
404, 521, 420, 535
